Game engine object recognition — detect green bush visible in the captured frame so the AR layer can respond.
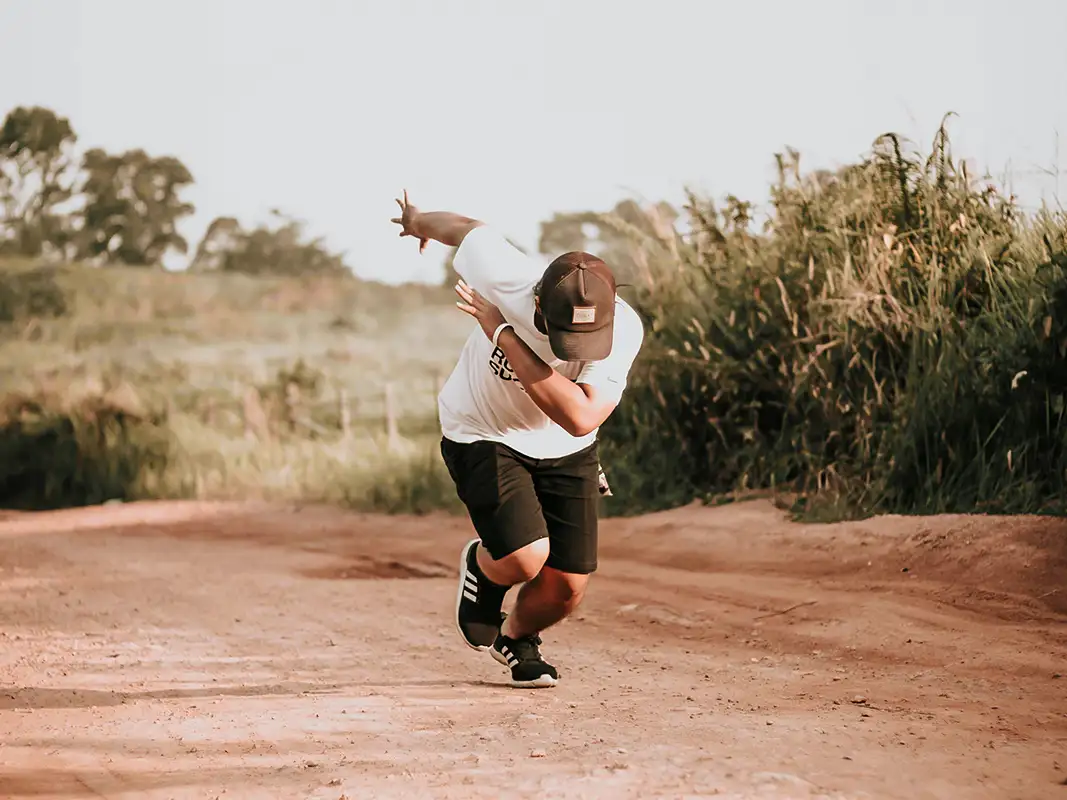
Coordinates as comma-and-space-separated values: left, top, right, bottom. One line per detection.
0, 262, 68, 326
342, 447, 463, 515
599, 121, 1067, 518
0, 378, 190, 509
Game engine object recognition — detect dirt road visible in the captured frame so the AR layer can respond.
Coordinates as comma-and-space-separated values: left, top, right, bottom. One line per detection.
0, 499, 1064, 799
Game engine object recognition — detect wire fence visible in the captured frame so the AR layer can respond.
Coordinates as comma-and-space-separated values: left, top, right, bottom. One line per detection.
184, 372, 447, 454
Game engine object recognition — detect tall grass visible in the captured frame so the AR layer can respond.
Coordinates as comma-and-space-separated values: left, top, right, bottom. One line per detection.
0, 263, 471, 512
599, 122, 1067, 518
4, 122, 1065, 521
0, 378, 461, 512
0, 376, 190, 509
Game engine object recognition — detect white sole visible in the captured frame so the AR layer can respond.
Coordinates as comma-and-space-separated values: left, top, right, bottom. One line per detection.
490, 646, 558, 688
455, 538, 487, 651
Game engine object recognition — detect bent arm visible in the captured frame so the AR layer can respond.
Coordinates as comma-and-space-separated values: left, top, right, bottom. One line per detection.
413, 211, 484, 247
495, 328, 618, 437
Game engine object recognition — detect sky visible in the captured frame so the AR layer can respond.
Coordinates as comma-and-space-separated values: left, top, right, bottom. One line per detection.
2, 0, 1065, 284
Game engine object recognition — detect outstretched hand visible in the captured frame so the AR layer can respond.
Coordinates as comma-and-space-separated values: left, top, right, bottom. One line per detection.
390, 189, 429, 254
454, 279, 507, 342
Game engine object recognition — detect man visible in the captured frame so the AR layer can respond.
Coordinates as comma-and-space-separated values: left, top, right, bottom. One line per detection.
391, 191, 644, 688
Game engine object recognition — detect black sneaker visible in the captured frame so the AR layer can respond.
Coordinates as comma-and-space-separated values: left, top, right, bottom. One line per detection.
455, 538, 507, 650
491, 632, 559, 688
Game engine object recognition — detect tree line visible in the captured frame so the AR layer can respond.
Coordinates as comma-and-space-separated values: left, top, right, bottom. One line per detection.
0, 106, 347, 275
3, 105, 684, 282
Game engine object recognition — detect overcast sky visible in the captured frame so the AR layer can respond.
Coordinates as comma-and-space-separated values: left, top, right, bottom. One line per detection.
2, 0, 1065, 283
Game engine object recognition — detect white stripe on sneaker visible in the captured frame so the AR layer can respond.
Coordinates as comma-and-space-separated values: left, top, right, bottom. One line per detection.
456, 538, 489, 653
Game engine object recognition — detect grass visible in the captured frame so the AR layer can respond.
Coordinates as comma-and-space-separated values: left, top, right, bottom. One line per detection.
0, 375, 189, 509
0, 263, 474, 512
3, 119, 1065, 521
597, 120, 1067, 519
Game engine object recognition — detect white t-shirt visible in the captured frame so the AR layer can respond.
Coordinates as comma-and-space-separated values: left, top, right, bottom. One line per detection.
437, 225, 645, 459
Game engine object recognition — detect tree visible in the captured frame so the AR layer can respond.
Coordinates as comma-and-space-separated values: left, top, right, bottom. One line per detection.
75, 148, 195, 266
189, 210, 349, 276
188, 215, 242, 272
538, 198, 679, 285
0, 106, 78, 258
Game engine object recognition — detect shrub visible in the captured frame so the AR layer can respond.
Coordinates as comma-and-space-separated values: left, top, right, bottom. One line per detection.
599, 120, 1067, 518
0, 377, 190, 509
0, 262, 67, 326
343, 446, 463, 515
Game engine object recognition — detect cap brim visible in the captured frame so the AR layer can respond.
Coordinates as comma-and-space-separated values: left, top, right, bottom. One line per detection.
547, 321, 614, 362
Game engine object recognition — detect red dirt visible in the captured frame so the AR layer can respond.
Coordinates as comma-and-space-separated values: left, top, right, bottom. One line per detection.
0, 499, 1064, 799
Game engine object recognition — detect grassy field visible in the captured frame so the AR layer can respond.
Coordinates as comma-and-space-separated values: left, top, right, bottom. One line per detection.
0, 262, 473, 512
3, 124, 1066, 521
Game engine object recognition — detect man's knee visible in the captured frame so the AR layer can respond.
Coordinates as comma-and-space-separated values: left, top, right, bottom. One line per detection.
540, 567, 589, 608
479, 538, 550, 585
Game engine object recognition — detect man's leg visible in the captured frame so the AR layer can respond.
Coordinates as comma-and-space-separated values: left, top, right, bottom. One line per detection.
501, 566, 589, 639
439, 438, 548, 651
474, 541, 588, 634
489, 442, 601, 687
476, 538, 547, 586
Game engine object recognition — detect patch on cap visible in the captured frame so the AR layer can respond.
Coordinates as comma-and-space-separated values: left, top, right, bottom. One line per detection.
572, 306, 597, 324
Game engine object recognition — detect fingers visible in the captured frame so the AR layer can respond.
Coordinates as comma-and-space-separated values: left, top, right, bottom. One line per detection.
395, 198, 404, 212
457, 279, 481, 300
455, 301, 477, 317
454, 281, 489, 314
419, 237, 429, 254
454, 282, 480, 310
403, 188, 409, 206
391, 211, 414, 240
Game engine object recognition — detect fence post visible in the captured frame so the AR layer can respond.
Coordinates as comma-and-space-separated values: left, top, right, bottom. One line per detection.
339, 388, 351, 440
242, 386, 271, 442
284, 382, 299, 433
385, 382, 400, 451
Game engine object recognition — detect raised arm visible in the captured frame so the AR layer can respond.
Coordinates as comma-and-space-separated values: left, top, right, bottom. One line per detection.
391, 189, 483, 253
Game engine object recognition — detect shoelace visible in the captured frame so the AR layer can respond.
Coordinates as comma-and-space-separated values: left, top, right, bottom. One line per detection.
507, 634, 544, 661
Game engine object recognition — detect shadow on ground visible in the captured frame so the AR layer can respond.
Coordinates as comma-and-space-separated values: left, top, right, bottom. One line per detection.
0, 678, 506, 711
0, 764, 332, 798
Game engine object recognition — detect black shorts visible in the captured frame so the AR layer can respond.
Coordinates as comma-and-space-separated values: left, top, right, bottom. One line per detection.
440, 437, 600, 575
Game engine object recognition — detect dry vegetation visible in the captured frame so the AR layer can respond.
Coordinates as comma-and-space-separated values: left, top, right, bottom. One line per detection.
0, 264, 470, 512
2, 123, 1066, 521
600, 124, 1067, 519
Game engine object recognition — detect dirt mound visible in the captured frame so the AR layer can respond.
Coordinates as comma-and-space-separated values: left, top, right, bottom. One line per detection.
891, 514, 1067, 613
601, 500, 1067, 617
